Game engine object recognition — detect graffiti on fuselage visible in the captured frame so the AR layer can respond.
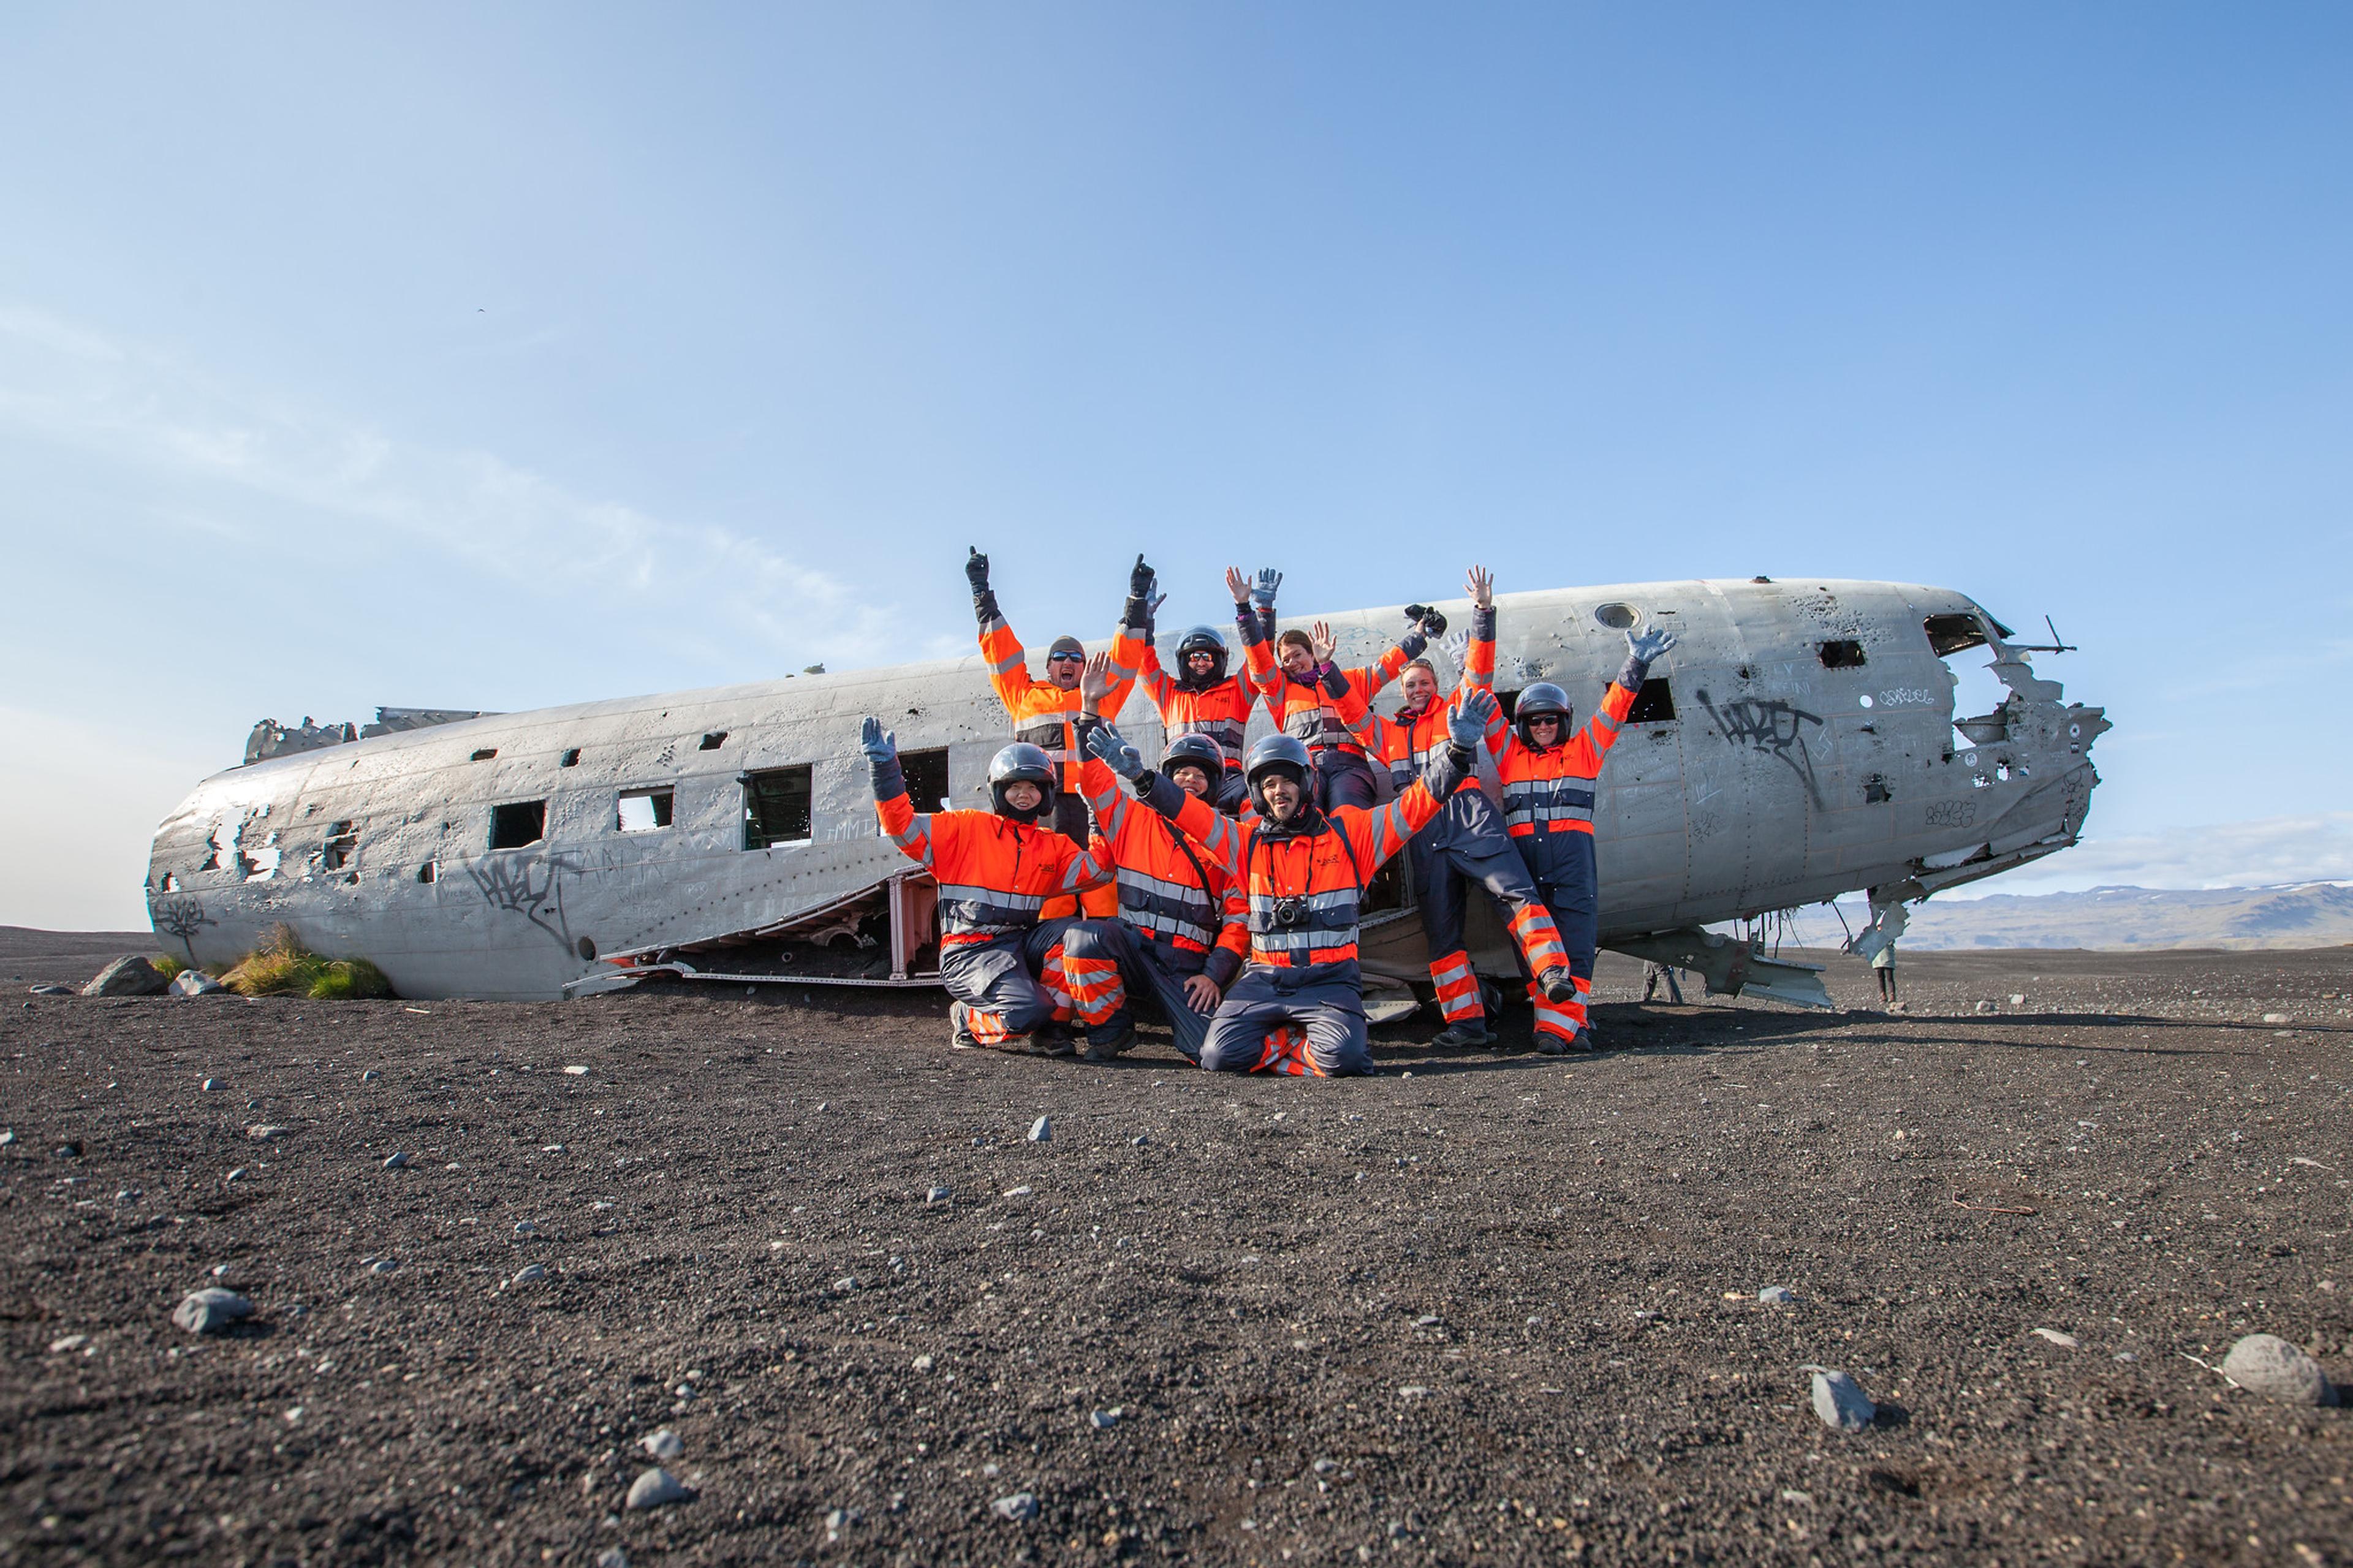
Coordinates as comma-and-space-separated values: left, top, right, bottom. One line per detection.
1694, 689, 1825, 808
465, 850, 586, 953
151, 895, 216, 958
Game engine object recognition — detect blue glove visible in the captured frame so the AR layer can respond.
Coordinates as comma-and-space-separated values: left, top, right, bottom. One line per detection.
1250, 568, 1283, 610
1447, 689, 1496, 752
1627, 625, 1677, 665
1085, 722, 1145, 780
858, 716, 896, 763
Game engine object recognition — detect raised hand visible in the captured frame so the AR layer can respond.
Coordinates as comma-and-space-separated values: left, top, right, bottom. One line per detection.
1146, 589, 1168, 623
1441, 627, 1471, 669
1466, 564, 1493, 610
1309, 619, 1336, 662
1225, 566, 1251, 605
1251, 568, 1283, 610
1447, 689, 1496, 751
964, 547, 991, 594
1080, 651, 1115, 710
1627, 624, 1679, 664
1085, 722, 1145, 780
858, 716, 897, 762
1128, 553, 1156, 597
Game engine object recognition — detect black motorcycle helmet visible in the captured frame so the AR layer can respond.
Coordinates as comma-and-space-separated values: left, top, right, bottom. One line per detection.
987, 743, 1058, 823
1513, 681, 1572, 748
1173, 625, 1229, 690
1161, 732, 1225, 792
1243, 733, 1314, 818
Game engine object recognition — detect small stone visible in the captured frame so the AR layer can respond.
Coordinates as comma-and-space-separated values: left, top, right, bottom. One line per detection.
1974, 999, 1997, 1014
172, 1287, 252, 1335
991, 1491, 1039, 1521
246, 1124, 287, 1141
597, 1550, 629, 1568
52, 1141, 81, 1159
1809, 1368, 1876, 1432
48, 1334, 87, 1353
625, 1467, 691, 1509
2221, 1333, 2333, 1406
514, 1221, 539, 1236
1414, 1314, 1442, 1328
913, 1354, 935, 1372
1758, 1286, 1797, 1306
2007, 993, 2025, 1006
1089, 1407, 1121, 1429
210, 1263, 235, 1279
115, 1188, 140, 1206
200, 1078, 221, 1092
2262, 1013, 2290, 1025
511, 1263, 547, 1286
1131, 1134, 1150, 1146
29, 983, 75, 996
564, 1065, 589, 1075
82, 955, 168, 998
832, 1275, 859, 1293
361, 1069, 380, 1081
926, 1185, 952, 1205
1028, 1116, 1051, 1143
382, 1152, 409, 1169
368, 1258, 399, 1274
540, 1143, 565, 1153
0, 1129, 13, 1145
825, 1506, 860, 1538
1002, 1186, 1033, 1198
224, 1167, 248, 1183
640, 1428, 684, 1460
170, 969, 225, 996
2031, 1327, 2080, 1349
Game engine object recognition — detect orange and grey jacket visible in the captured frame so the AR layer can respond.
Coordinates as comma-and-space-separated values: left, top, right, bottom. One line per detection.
873, 750, 1110, 947
974, 593, 1088, 796
1252, 626, 1426, 759
1355, 605, 1496, 795
1080, 758, 1246, 982
1140, 745, 1461, 978
1101, 600, 1273, 778
1485, 652, 1650, 879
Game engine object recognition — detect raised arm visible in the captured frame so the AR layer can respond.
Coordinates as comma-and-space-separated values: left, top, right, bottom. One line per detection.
1345, 691, 1493, 867
1229, 566, 1281, 705
1101, 555, 1162, 719
863, 716, 939, 867
1356, 602, 1442, 699
1088, 722, 1246, 876
1457, 566, 1496, 695
968, 547, 1037, 713
1572, 623, 1677, 770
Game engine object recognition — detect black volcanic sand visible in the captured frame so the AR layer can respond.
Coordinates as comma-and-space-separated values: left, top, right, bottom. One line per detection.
4, 942, 2349, 1566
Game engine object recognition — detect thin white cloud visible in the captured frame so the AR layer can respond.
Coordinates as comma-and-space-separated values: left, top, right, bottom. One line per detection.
1946, 811, 2353, 897
0, 303, 900, 668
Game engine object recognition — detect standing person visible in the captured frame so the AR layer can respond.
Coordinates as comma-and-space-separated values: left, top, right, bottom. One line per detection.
1064, 655, 1245, 1062
1642, 962, 1684, 1004
1487, 621, 1678, 1052
1873, 941, 1898, 1006
964, 546, 1118, 917
1349, 567, 1579, 1046
1246, 574, 1441, 812
1087, 691, 1502, 1077
862, 718, 1129, 1055
1098, 564, 1279, 816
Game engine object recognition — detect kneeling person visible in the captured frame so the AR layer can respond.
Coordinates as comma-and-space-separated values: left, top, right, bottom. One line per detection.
1089, 692, 1497, 1077
863, 718, 1126, 1053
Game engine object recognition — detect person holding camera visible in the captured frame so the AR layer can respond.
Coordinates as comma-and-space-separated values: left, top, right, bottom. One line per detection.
1086, 689, 1500, 1076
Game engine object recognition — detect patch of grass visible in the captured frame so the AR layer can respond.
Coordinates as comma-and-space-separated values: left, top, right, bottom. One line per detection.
151, 954, 187, 981
222, 925, 395, 1001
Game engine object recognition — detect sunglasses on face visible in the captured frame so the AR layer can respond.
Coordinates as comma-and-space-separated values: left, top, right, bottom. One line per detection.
1047, 651, 1085, 664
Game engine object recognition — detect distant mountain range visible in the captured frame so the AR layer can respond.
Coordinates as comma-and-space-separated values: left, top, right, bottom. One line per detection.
1856, 884, 2353, 952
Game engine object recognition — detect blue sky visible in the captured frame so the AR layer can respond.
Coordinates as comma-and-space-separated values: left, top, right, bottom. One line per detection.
2, 4, 2348, 928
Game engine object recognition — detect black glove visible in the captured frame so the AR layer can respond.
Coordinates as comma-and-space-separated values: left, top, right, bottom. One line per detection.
964, 547, 991, 596
1128, 554, 1156, 597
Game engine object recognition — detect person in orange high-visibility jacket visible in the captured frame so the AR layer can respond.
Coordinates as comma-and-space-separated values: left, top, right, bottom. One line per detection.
863, 716, 1129, 1055
1484, 621, 1678, 1051
1097, 565, 1280, 816
1349, 567, 1581, 1047
1245, 572, 1443, 812
965, 546, 1120, 917
1062, 656, 1247, 1062
1086, 691, 1499, 1077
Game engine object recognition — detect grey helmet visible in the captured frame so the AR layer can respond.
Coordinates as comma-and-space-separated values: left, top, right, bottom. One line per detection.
1161, 732, 1225, 789
987, 743, 1058, 822
1513, 682, 1572, 747
1173, 624, 1229, 689
1243, 733, 1313, 816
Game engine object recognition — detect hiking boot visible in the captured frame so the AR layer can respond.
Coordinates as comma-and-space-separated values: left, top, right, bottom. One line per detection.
1430, 1018, 1491, 1048
1083, 1021, 1138, 1061
1534, 1032, 1572, 1056
1569, 1028, 1598, 1052
1536, 966, 1579, 1004
948, 1001, 980, 1049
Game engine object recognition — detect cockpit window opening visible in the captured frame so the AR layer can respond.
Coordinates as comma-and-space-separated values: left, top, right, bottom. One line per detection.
490, 800, 547, 850
744, 766, 814, 849
1817, 640, 1867, 669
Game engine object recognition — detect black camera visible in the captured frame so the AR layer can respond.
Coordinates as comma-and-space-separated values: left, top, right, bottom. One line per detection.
1404, 603, 1447, 637
1271, 895, 1308, 928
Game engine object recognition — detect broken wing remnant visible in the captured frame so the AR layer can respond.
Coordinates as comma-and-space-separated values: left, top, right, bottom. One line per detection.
153, 578, 2106, 1004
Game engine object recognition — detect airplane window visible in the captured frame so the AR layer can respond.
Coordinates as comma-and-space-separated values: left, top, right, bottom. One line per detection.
618, 789, 675, 833
471, 748, 498, 762
323, 820, 359, 869
1922, 613, 1987, 657
700, 732, 729, 751
1626, 678, 1677, 723
900, 748, 952, 814
1817, 640, 1868, 668
489, 800, 545, 850
745, 766, 813, 848
560, 748, 582, 767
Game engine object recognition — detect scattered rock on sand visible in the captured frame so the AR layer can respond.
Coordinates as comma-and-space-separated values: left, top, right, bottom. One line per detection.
1809, 1368, 1876, 1432
382, 1152, 409, 1169
640, 1428, 684, 1460
247, 1124, 287, 1141
2262, 1013, 2290, 1025
912, 1354, 935, 1372
1758, 1286, 1797, 1305
1974, 999, 1998, 1015
1028, 1116, 1051, 1143
596, 1549, 629, 1568
2032, 1327, 2080, 1349
2222, 1334, 2334, 1406
625, 1467, 691, 1509
83, 956, 168, 998
173, 1287, 252, 1334
992, 1491, 1039, 1521
926, 1185, 951, 1205
29, 983, 75, 996
511, 1263, 547, 1286
170, 969, 226, 996
361, 1069, 379, 1081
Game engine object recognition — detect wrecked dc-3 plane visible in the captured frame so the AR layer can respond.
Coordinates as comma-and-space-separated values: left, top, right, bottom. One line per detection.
144, 578, 2107, 1010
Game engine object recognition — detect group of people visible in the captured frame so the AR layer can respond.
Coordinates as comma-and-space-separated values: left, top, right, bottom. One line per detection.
858, 551, 1676, 1076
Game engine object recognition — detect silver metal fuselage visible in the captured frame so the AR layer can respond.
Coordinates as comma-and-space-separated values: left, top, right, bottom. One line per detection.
143, 578, 2107, 999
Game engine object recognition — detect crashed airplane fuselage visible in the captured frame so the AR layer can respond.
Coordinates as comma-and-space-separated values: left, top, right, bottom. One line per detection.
145, 578, 2108, 1004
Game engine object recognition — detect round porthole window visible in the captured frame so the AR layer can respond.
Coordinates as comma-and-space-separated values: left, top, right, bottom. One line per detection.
1593, 602, 1639, 631
1859, 694, 1874, 708
1964, 752, 1979, 767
